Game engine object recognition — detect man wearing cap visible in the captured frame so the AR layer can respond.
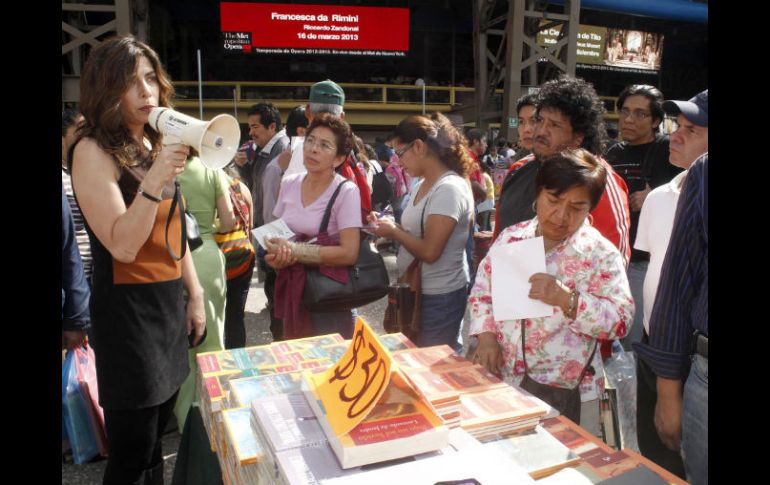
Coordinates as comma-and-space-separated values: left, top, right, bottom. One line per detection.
605, 85, 683, 353
293, 79, 372, 222
634, 91, 708, 484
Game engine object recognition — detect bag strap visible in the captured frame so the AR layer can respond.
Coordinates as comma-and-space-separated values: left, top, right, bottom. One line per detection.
228, 181, 250, 231
520, 311, 598, 389
165, 181, 187, 261
318, 179, 352, 234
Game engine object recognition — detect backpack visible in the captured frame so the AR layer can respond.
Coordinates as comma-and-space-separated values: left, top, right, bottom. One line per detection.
214, 179, 255, 279
370, 165, 394, 210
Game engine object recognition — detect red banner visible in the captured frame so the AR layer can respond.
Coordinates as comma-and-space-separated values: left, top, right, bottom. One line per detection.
220, 2, 410, 55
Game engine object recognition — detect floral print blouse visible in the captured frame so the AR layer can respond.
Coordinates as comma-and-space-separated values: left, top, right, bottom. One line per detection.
469, 217, 634, 401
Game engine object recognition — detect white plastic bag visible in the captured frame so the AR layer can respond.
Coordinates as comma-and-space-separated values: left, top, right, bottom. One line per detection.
603, 341, 639, 451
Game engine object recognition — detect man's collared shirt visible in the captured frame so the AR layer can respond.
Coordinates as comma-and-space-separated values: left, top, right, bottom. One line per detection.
634, 153, 708, 380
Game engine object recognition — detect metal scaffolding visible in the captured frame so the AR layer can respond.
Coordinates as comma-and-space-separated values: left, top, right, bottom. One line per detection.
62, 0, 148, 105
472, 0, 580, 141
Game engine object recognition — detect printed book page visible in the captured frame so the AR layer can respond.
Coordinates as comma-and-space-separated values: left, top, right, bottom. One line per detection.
251, 218, 296, 250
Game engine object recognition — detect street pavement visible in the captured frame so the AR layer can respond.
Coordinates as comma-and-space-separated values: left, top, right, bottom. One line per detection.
62, 250, 474, 484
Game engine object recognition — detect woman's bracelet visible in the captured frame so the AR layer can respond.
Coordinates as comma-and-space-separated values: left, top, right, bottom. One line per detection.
138, 186, 162, 203
566, 289, 579, 318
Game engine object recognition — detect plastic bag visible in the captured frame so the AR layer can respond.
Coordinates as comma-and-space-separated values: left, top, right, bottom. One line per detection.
62, 349, 99, 464
73, 345, 108, 457
603, 341, 639, 451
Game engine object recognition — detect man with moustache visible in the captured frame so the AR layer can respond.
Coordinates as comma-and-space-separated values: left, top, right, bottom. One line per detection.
493, 76, 631, 269
605, 85, 682, 351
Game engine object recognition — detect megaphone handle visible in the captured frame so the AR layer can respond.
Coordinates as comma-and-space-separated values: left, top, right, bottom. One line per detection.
162, 134, 183, 146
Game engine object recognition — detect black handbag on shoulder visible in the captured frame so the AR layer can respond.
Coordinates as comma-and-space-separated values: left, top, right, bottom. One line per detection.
302, 180, 389, 312
518, 319, 598, 424
166, 181, 203, 261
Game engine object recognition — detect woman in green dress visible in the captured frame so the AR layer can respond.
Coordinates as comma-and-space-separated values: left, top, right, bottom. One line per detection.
174, 155, 236, 429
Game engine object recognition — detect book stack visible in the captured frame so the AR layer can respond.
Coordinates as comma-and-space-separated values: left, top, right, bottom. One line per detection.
458, 385, 550, 440
220, 406, 270, 485
196, 334, 344, 453
273, 425, 479, 485
403, 362, 507, 428
542, 416, 688, 484
377, 332, 417, 351
305, 367, 450, 469
391, 344, 471, 372
249, 392, 328, 484
482, 424, 580, 479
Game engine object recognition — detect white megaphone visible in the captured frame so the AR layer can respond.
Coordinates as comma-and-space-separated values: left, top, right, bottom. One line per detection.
148, 107, 241, 170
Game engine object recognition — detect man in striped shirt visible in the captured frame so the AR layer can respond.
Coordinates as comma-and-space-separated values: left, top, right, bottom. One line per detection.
634, 92, 708, 485
62, 108, 92, 282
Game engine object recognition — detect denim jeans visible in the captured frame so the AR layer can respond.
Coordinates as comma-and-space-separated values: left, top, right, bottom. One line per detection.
223, 259, 255, 349
681, 354, 708, 485
621, 260, 648, 351
418, 286, 467, 353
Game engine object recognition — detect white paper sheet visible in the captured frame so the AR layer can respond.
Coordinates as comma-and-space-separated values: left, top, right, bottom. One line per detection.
251, 218, 296, 251
489, 236, 554, 321
284, 136, 307, 176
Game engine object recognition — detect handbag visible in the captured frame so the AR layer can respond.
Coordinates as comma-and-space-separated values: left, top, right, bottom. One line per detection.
166, 181, 202, 260
382, 193, 429, 340
214, 180, 255, 279
302, 180, 389, 312
518, 318, 598, 424
73, 345, 108, 457
62, 349, 100, 464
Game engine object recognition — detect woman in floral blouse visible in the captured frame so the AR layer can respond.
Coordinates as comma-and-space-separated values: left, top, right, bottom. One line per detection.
469, 148, 633, 423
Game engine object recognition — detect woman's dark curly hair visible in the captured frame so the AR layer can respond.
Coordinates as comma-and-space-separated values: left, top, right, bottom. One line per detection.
535, 75, 608, 156
306, 113, 354, 157
74, 35, 175, 168
392, 112, 475, 177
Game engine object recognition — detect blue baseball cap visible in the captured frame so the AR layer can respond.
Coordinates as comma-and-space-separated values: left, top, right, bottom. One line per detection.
663, 89, 708, 127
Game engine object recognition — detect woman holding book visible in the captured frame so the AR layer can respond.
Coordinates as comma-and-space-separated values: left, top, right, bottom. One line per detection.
468, 149, 633, 424
367, 113, 475, 352
69, 36, 205, 483
264, 114, 362, 340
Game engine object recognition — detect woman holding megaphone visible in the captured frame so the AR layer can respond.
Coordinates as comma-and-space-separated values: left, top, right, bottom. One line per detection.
69, 35, 204, 484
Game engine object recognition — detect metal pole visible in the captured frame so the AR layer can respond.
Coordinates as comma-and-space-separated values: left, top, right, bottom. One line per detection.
233, 88, 238, 119
422, 84, 426, 115
197, 49, 203, 119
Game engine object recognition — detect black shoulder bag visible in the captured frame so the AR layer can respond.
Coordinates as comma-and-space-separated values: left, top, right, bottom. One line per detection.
165, 181, 203, 261
302, 180, 389, 312
518, 320, 598, 424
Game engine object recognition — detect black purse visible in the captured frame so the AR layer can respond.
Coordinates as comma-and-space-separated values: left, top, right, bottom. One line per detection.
166, 181, 203, 261
302, 180, 389, 312
518, 318, 597, 424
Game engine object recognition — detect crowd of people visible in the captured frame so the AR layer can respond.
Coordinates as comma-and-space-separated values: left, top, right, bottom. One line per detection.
62, 33, 707, 485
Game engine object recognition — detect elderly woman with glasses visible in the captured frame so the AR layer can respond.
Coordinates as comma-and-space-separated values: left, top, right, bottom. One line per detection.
368, 113, 475, 352
469, 149, 634, 424
264, 114, 361, 340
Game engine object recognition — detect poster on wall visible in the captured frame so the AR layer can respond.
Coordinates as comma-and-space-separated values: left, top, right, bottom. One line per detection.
537, 23, 664, 75
220, 2, 410, 57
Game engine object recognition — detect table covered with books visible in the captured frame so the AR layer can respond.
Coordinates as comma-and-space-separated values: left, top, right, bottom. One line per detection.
181, 318, 687, 485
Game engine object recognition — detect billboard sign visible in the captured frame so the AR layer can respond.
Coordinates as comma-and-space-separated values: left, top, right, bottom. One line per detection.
220, 2, 409, 57
537, 23, 663, 74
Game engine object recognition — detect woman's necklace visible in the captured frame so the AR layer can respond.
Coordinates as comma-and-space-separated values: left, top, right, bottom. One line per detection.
536, 223, 563, 253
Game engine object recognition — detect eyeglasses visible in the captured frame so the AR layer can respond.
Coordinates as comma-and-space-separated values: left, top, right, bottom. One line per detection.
661, 116, 680, 136
619, 108, 652, 120
394, 141, 415, 158
303, 135, 336, 153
